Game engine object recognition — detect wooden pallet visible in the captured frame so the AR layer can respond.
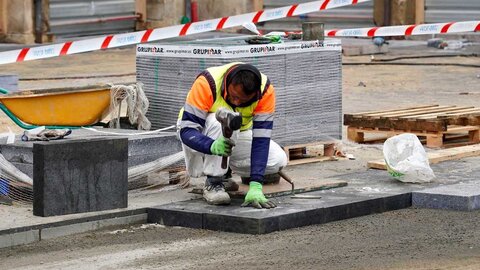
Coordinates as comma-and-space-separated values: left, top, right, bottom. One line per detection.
283, 142, 337, 165
344, 105, 480, 148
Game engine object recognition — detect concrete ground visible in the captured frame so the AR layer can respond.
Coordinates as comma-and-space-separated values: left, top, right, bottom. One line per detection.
0, 36, 479, 269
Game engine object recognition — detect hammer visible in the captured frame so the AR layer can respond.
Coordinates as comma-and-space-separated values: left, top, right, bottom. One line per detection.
215, 108, 242, 169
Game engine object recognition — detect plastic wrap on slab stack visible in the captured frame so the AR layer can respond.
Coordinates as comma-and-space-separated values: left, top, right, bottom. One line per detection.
136, 38, 342, 146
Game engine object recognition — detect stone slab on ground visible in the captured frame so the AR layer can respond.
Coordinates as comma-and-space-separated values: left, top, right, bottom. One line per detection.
0, 129, 182, 178
412, 182, 480, 211
149, 158, 480, 234
33, 138, 128, 217
0, 208, 147, 249
148, 190, 411, 234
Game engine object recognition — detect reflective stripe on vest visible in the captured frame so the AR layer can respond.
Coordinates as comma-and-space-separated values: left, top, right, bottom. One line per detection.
207, 63, 268, 131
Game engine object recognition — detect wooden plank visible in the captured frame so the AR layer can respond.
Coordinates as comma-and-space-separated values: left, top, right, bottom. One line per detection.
441, 111, 480, 117
288, 156, 337, 166
441, 108, 480, 116
348, 126, 479, 148
380, 106, 460, 119
418, 108, 480, 119
361, 105, 446, 118
348, 105, 438, 117
446, 116, 480, 126
445, 125, 480, 133
367, 144, 480, 170
402, 107, 475, 120
348, 126, 444, 137
344, 116, 446, 131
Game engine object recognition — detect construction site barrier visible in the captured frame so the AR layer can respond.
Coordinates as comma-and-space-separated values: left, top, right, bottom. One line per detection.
0, 0, 369, 65
327, 21, 480, 37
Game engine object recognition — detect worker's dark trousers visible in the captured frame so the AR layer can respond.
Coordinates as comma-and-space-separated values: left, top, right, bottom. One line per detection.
177, 113, 287, 178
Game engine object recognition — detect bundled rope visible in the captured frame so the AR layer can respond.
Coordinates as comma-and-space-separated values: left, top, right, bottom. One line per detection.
109, 83, 151, 130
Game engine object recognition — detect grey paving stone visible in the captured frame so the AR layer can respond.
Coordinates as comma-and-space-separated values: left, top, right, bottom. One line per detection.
33, 138, 128, 217
412, 182, 480, 211
147, 191, 412, 234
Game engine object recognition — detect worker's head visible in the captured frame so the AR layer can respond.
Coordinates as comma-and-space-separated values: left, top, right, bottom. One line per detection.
225, 64, 261, 107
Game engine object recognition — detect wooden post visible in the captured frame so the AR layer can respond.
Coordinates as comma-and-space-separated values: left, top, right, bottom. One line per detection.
414, 0, 425, 24
469, 130, 480, 144
373, 0, 387, 26
0, 0, 6, 41
426, 134, 443, 148
5, 0, 35, 44
135, 0, 147, 30
249, 0, 263, 11
347, 126, 364, 143
375, 0, 424, 26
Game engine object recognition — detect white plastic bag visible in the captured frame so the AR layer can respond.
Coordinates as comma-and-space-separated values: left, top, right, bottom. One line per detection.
383, 133, 435, 183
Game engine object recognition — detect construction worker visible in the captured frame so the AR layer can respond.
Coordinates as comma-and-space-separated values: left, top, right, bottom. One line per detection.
177, 62, 287, 209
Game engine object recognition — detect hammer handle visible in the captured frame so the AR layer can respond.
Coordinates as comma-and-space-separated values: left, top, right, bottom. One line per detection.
221, 156, 228, 169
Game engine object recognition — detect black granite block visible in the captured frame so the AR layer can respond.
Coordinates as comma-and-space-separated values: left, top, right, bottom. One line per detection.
33, 138, 128, 217
384, 193, 412, 210
277, 208, 325, 231
147, 190, 414, 234
204, 213, 266, 234
347, 197, 385, 218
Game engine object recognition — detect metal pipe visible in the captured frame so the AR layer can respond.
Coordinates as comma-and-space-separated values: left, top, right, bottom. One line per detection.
50, 15, 140, 27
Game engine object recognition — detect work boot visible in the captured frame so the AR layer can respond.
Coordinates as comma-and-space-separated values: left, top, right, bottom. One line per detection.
203, 176, 231, 205
223, 178, 239, 192
223, 168, 239, 192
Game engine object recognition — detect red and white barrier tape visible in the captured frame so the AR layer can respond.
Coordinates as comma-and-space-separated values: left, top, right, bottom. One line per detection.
275, 21, 480, 37
0, 0, 368, 65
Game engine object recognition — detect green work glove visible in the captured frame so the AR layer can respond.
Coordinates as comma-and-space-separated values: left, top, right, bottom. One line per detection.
241, 181, 277, 209
267, 35, 282, 43
210, 136, 235, 157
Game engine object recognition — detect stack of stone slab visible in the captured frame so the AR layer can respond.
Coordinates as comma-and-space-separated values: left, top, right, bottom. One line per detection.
136, 38, 343, 146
